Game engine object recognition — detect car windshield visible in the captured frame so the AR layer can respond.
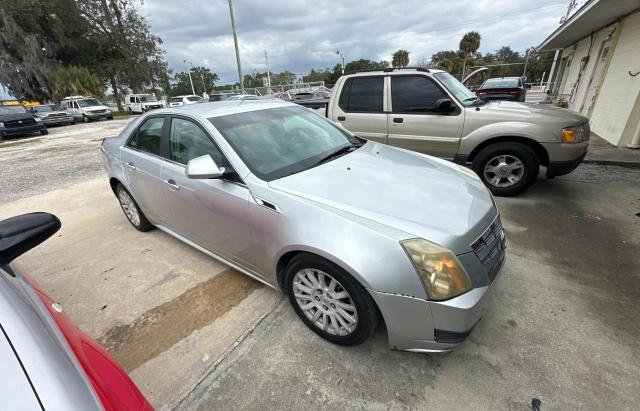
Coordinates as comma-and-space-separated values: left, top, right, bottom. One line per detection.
0, 105, 27, 114
481, 78, 521, 89
76, 99, 101, 107
210, 106, 361, 181
140, 96, 157, 102
33, 105, 60, 112
433, 72, 479, 106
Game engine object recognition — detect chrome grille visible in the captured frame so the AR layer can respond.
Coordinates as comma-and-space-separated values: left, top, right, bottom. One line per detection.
471, 216, 506, 281
4, 118, 36, 128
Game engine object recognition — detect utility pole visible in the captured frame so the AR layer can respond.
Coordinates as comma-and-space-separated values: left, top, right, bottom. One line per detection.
184, 59, 205, 95
336, 50, 345, 75
265, 50, 272, 89
522, 48, 532, 80
559, 0, 578, 24
228, 0, 244, 93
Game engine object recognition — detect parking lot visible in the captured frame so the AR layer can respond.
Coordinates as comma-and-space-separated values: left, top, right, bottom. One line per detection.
1, 120, 639, 410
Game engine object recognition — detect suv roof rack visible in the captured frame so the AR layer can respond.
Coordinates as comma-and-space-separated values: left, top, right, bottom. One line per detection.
345, 67, 431, 75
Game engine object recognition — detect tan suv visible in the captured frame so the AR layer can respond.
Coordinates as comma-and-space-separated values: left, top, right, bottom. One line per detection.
323, 68, 589, 196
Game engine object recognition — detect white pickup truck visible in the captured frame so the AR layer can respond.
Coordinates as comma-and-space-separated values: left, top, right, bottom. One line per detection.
301, 68, 590, 196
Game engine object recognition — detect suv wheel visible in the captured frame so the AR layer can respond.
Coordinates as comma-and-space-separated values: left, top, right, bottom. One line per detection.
116, 184, 153, 231
40, 129, 48, 135
285, 254, 378, 346
472, 142, 539, 196
83, 115, 91, 123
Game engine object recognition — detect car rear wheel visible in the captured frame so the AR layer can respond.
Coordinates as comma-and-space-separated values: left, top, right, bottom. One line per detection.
472, 142, 539, 196
116, 184, 153, 232
285, 254, 378, 346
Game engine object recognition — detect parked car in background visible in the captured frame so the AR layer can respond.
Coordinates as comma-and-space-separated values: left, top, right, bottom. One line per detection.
205, 92, 241, 102
475, 77, 527, 102
169, 95, 202, 107
0, 212, 153, 410
30, 104, 74, 126
126, 94, 163, 114
102, 100, 505, 353
320, 68, 589, 196
0, 104, 48, 138
61, 96, 113, 123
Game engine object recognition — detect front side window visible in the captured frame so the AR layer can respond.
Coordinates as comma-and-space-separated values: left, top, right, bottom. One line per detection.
129, 97, 135, 103
171, 97, 182, 103
433, 72, 479, 106
339, 77, 384, 113
391, 76, 448, 113
127, 117, 164, 156
210, 106, 361, 181
169, 118, 226, 166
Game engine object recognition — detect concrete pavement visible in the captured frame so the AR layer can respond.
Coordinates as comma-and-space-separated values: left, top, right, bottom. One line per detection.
177, 164, 640, 411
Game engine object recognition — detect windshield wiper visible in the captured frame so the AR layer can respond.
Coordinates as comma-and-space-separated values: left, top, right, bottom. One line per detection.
312, 143, 362, 167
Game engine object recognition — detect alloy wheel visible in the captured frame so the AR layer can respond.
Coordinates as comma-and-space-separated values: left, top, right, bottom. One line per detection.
118, 190, 141, 227
292, 268, 358, 336
483, 154, 524, 187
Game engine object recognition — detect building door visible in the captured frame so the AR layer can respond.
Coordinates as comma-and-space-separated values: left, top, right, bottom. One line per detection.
580, 38, 612, 116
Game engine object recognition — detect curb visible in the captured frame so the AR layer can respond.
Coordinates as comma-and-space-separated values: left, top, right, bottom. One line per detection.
583, 158, 640, 169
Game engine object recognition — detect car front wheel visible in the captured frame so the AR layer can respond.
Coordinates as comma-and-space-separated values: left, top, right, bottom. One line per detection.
285, 254, 378, 346
472, 142, 539, 196
116, 184, 153, 231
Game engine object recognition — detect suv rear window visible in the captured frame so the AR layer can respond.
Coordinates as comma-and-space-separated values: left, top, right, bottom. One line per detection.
339, 77, 384, 113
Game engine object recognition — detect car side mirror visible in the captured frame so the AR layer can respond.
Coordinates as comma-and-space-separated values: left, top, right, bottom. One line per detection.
186, 155, 225, 179
435, 98, 453, 112
0, 213, 61, 267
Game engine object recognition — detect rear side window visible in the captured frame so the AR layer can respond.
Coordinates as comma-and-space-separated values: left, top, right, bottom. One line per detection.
169, 118, 227, 167
391, 76, 448, 113
127, 117, 164, 156
339, 77, 384, 113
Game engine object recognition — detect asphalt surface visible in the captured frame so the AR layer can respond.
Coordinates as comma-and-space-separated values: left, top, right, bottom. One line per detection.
2, 120, 639, 410
177, 165, 640, 410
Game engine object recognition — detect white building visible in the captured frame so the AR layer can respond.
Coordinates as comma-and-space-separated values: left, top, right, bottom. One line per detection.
539, 0, 640, 147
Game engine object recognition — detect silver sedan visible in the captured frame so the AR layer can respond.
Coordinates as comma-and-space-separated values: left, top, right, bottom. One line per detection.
101, 100, 506, 352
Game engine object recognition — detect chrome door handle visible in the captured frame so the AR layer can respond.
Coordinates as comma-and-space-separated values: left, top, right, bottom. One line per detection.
125, 162, 136, 171
165, 179, 180, 190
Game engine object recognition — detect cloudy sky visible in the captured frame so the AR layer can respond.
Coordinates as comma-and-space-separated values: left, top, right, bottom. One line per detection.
140, 0, 585, 84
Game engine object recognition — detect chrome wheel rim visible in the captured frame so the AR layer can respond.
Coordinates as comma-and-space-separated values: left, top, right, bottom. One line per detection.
483, 154, 524, 187
292, 269, 358, 336
118, 190, 140, 227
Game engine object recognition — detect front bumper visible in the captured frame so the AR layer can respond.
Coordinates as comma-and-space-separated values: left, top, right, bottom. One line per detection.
42, 116, 74, 125
0, 123, 46, 137
541, 140, 589, 178
85, 111, 113, 119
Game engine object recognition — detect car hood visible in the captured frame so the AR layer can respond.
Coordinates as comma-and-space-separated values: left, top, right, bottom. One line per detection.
269, 142, 497, 254
0, 113, 34, 121
36, 110, 69, 116
479, 100, 588, 124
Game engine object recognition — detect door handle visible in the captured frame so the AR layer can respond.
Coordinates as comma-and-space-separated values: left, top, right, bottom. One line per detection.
337, 116, 346, 121
125, 162, 136, 171
165, 179, 180, 191
393, 117, 404, 123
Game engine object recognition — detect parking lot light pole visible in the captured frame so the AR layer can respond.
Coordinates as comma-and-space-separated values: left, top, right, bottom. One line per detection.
228, 0, 244, 93
336, 50, 345, 75
183, 60, 196, 95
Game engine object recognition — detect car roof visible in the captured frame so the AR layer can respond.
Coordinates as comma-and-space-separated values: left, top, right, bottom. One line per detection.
151, 99, 296, 118
346, 68, 445, 77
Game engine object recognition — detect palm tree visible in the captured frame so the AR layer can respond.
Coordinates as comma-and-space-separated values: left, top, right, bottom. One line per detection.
459, 31, 481, 79
392, 49, 410, 68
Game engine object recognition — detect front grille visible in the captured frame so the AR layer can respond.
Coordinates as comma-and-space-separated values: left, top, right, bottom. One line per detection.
4, 118, 36, 128
91, 109, 108, 114
48, 113, 67, 118
471, 216, 506, 281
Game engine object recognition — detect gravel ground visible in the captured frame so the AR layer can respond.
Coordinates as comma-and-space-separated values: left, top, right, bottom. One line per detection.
0, 118, 133, 205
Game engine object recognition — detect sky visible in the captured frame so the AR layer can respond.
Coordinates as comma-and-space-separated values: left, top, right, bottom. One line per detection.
1, 0, 584, 99
140, 0, 586, 85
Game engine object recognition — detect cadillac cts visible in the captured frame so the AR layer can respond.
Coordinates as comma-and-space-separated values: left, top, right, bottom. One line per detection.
101, 100, 506, 352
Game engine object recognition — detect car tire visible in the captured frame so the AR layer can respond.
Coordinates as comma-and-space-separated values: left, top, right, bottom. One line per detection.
116, 183, 153, 232
83, 115, 91, 123
285, 253, 378, 346
472, 142, 539, 196
40, 129, 48, 135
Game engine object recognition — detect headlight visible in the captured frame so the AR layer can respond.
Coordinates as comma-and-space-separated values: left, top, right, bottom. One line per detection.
562, 124, 586, 143
401, 239, 472, 301
0, 122, 4, 127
